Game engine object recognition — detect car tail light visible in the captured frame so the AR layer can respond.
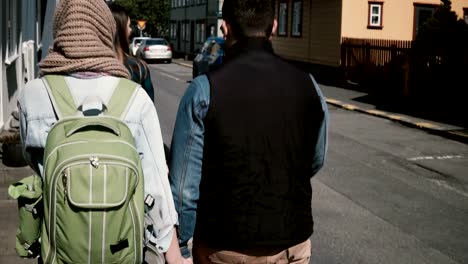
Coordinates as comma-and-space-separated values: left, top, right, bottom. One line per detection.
167, 46, 172, 51
143, 47, 150, 51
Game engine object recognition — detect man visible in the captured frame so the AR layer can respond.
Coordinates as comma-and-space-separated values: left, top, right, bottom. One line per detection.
169, 0, 328, 263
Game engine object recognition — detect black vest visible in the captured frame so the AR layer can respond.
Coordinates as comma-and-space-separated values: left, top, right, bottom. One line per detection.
195, 38, 324, 250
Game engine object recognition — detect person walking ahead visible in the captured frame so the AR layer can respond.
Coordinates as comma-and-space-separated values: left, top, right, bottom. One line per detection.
18, 0, 190, 263
169, 0, 328, 263
110, 3, 155, 102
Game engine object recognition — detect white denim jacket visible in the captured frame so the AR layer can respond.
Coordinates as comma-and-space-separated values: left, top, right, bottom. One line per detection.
18, 75, 178, 253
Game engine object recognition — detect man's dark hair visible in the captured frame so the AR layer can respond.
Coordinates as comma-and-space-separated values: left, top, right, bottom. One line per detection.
222, 0, 275, 38
109, 4, 130, 56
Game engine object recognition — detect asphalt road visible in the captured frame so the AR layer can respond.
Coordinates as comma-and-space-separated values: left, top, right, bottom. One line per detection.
148, 62, 468, 264
1, 62, 466, 264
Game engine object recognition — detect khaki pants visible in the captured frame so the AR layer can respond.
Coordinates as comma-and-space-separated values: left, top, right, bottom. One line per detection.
192, 239, 311, 264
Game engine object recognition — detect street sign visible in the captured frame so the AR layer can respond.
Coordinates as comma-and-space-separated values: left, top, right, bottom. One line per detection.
137, 20, 147, 30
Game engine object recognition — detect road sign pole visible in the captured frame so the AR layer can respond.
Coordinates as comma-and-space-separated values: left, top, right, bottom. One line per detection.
137, 20, 147, 37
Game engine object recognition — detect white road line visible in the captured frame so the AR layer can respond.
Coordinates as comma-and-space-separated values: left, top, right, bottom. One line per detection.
429, 179, 468, 198
157, 71, 185, 82
407, 155, 463, 161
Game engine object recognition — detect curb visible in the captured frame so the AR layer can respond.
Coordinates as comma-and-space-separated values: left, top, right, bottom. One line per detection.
326, 99, 468, 144
172, 59, 468, 145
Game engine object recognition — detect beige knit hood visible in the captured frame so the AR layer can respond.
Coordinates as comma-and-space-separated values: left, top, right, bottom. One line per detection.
39, 0, 129, 78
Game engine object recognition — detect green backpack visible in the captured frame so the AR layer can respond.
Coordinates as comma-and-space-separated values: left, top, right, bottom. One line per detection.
41, 75, 144, 264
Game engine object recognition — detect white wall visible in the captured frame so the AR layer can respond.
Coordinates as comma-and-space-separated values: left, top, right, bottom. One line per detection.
0, 0, 56, 130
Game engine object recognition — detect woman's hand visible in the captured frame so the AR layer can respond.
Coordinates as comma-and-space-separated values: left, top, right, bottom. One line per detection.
165, 228, 192, 264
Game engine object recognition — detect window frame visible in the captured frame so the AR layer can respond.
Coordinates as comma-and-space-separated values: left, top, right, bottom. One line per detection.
195, 20, 206, 44
183, 21, 190, 42
367, 1, 383, 29
36, 0, 44, 50
290, 0, 302, 38
277, 1, 288, 37
181, 22, 186, 41
170, 21, 177, 40
413, 3, 436, 39
5, 0, 20, 64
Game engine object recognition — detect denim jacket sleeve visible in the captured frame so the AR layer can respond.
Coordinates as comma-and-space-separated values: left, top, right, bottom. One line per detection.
169, 75, 210, 258
309, 74, 329, 176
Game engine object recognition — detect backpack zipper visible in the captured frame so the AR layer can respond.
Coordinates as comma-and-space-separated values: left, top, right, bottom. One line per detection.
62, 171, 68, 204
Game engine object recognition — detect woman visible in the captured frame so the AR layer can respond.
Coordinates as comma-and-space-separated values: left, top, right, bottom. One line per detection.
18, 0, 190, 263
110, 4, 155, 102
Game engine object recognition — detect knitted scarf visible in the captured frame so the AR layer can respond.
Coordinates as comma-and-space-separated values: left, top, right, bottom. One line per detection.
39, 0, 129, 78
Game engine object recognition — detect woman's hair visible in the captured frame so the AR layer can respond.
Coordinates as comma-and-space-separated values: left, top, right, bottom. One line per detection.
110, 4, 131, 61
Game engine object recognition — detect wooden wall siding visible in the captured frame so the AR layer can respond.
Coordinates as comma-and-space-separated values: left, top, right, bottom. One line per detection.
272, 0, 342, 67
307, 0, 342, 66
272, 0, 310, 61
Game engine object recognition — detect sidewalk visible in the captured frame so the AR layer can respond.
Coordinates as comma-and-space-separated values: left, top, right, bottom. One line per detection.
173, 58, 468, 144
0, 153, 35, 264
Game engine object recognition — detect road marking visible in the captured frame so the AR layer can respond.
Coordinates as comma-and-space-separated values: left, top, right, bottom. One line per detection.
429, 179, 468, 198
158, 71, 185, 82
407, 155, 463, 161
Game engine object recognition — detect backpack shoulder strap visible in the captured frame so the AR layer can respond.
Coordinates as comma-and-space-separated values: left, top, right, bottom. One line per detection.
42, 75, 77, 119
106, 78, 139, 119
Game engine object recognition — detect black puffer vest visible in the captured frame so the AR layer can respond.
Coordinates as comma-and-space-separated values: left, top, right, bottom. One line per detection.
195, 38, 324, 250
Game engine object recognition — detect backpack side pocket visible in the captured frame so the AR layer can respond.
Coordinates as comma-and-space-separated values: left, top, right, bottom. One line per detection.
8, 174, 43, 258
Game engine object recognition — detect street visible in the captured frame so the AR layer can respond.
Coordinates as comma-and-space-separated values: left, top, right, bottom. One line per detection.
148, 62, 468, 264
1, 62, 467, 264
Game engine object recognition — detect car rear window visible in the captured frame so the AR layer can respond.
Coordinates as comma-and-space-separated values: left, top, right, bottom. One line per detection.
145, 39, 167, 45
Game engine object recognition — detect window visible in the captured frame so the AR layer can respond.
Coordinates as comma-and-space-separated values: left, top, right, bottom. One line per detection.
5, 0, 19, 64
36, 0, 46, 49
195, 21, 206, 43
185, 21, 191, 42
146, 39, 168, 45
291, 0, 302, 37
170, 22, 177, 39
368, 2, 383, 29
181, 23, 186, 41
209, 24, 216, 37
414, 4, 436, 38
278, 1, 288, 36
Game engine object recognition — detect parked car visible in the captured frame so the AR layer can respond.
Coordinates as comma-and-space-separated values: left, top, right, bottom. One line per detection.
129, 37, 150, 56
192, 37, 225, 79
136, 38, 172, 63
